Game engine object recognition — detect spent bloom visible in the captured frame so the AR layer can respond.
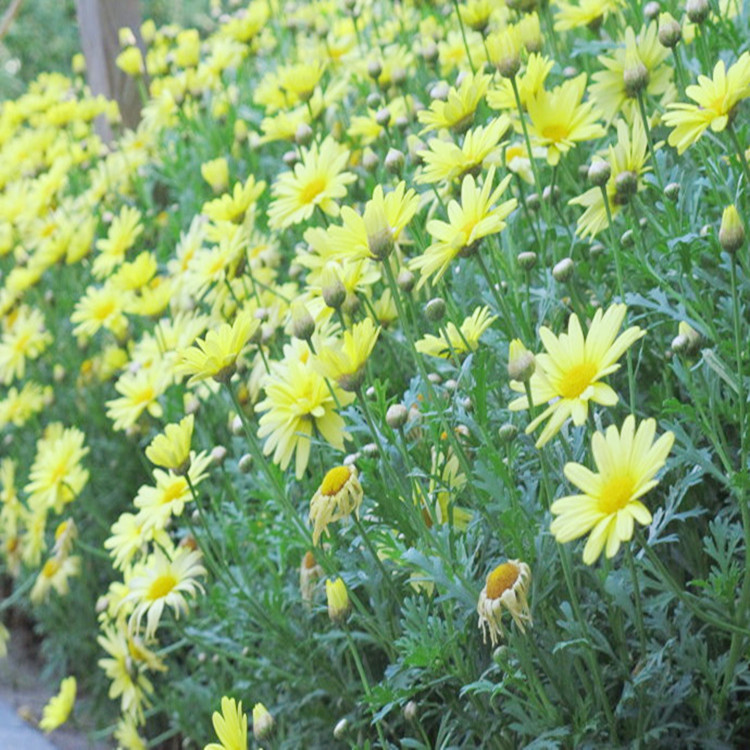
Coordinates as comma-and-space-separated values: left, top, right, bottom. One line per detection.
477, 560, 532, 646
509, 304, 644, 447
309, 465, 364, 545
550, 416, 674, 564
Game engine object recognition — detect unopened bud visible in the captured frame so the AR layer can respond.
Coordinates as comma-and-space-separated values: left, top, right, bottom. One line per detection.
384, 148, 405, 175
552, 257, 574, 282
644, 1, 660, 20
430, 81, 450, 101
341, 292, 360, 316
295, 123, 313, 146
321, 266, 346, 309
614, 170, 638, 202
397, 269, 415, 291
231, 415, 243, 435
211, 446, 227, 466
686, 0, 709, 23
658, 12, 682, 47
282, 149, 299, 167
621, 229, 635, 248
517, 251, 537, 271
366, 92, 381, 108
563, 65, 578, 78
403, 701, 418, 721
424, 297, 446, 322
526, 192, 540, 211
719, 204, 745, 254
664, 181, 680, 201
252, 703, 275, 741
386, 403, 408, 429
362, 148, 379, 172
375, 107, 392, 127
588, 160, 611, 187
623, 61, 650, 97
508, 339, 535, 381
392, 67, 407, 87
333, 718, 349, 740
498, 423, 518, 444
674, 321, 702, 355
422, 41, 439, 64
367, 59, 382, 79
238, 453, 254, 473
291, 300, 316, 341
326, 577, 350, 622
542, 184, 560, 203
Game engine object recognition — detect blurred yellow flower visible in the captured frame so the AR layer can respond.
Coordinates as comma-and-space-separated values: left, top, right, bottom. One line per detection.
145, 414, 194, 474
39, 676, 76, 733
206, 696, 248, 750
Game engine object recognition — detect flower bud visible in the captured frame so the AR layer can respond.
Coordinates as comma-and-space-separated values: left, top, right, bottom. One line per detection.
211, 446, 227, 466
526, 192, 540, 211
552, 257, 574, 282
719, 205, 745, 254
498, 423, 518, 444
623, 58, 650, 97
397, 269, 415, 292
674, 321, 702, 355
282, 149, 299, 167
366, 92, 381, 109
392, 67, 407, 87
563, 65, 578, 78
508, 339, 535, 381
321, 265, 346, 309
230, 415, 243, 435
403, 701, 418, 721
238, 453, 254, 473
422, 41, 439, 64
326, 577, 350, 622
542, 184, 560, 203
375, 107, 392, 127
290, 300, 316, 341
664, 181, 680, 201
253, 703, 275, 741
386, 403, 408, 429
334, 718, 349, 740
517, 251, 537, 271
394, 115, 410, 132
362, 148, 379, 172
658, 13, 682, 47
430, 81, 450, 101
614, 170, 638, 202
295, 123, 314, 146
644, 1, 660, 20
384, 148, 405, 176
621, 229, 635, 248
367, 59, 382, 79
588, 160, 611, 187
424, 297, 446, 322
686, 0, 709, 23
589, 242, 605, 258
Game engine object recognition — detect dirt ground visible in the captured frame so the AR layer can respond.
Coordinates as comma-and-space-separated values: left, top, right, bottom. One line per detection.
0, 621, 110, 750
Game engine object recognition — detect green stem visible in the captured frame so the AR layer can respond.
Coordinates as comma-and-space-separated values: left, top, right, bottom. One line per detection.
624, 545, 647, 655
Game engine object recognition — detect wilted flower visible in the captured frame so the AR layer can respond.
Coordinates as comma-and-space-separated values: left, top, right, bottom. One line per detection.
477, 560, 532, 645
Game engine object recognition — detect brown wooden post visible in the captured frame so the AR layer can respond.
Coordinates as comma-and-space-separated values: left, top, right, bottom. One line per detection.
75, 0, 145, 140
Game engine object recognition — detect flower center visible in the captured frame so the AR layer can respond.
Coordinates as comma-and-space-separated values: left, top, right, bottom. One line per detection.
161, 480, 186, 505
94, 299, 115, 321
598, 473, 635, 514
542, 123, 569, 142
320, 465, 350, 496
299, 176, 327, 205
486, 561, 519, 599
558, 360, 598, 399
42, 558, 61, 578
146, 573, 177, 601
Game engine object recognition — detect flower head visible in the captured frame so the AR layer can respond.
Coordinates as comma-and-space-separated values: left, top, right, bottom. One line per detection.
206, 696, 248, 750
145, 415, 194, 475
252, 702, 275, 742
309, 465, 363, 544
477, 560, 532, 646
663, 52, 750, 154
177, 313, 258, 386
509, 304, 644, 447
39, 676, 76, 733
315, 318, 380, 392
550, 416, 674, 564
416, 306, 497, 358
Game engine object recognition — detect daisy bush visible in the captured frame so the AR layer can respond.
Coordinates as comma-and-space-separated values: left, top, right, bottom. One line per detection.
1, 0, 750, 747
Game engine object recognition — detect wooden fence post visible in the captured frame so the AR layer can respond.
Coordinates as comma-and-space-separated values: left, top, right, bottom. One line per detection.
75, 0, 145, 140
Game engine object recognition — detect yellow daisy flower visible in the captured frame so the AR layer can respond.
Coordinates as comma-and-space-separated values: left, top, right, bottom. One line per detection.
315, 318, 380, 392
39, 676, 76, 733
0, 306, 52, 385
124, 546, 206, 638
106, 366, 170, 432
554, 0, 623, 32
509, 304, 645, 447
417, 71, 491, 134
663, 52, 750, 154
206, 696, 248, 750
145, 414, 194, 474
526, 74, 606, 165
176, 313, 259, 386
416, 306, 497, 358
268, 136, 355, 230
255, 357, 353, 479
550, 416, 674, 564
410, 166, 517, 287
